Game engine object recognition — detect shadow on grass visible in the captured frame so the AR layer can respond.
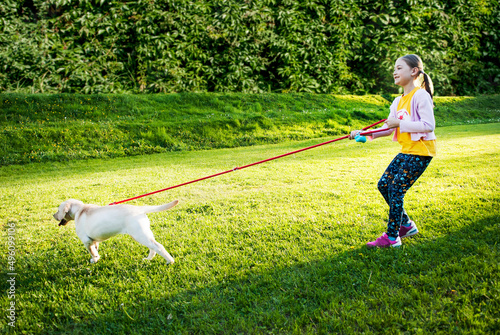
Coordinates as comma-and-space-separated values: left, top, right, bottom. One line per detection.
10, 213, 499, 334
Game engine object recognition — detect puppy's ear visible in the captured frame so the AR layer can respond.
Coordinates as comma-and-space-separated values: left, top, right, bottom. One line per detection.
63, 201, 72, 215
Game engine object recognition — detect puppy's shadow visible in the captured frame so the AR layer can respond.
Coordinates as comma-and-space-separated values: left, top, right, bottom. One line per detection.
23, 230, 167, 281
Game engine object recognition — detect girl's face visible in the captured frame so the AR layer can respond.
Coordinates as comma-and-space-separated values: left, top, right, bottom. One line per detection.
393, 58, 419, 87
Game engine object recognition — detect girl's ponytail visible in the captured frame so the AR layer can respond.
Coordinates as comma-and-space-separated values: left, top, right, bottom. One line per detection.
420, 70, 434, 101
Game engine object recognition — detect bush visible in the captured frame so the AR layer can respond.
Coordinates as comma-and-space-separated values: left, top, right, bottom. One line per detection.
0, 0, 498, 95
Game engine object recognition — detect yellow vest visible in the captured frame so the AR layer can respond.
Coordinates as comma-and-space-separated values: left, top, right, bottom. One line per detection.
396, 87, 436, 157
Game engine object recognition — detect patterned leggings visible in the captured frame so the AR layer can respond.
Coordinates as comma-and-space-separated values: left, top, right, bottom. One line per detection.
378, 153, 432, 238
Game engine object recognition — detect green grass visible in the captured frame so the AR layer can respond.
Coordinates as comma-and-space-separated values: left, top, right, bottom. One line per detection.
1, 93, 499, 165
1, 123, 499, 334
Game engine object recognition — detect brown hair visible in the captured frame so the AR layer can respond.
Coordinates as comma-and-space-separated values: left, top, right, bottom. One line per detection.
400, 54, 434, 100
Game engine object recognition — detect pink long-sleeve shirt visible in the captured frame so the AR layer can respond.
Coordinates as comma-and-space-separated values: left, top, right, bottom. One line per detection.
371, 89, 436, 142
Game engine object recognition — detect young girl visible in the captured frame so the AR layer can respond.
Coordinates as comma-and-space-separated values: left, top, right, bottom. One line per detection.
349, 54, 436, 248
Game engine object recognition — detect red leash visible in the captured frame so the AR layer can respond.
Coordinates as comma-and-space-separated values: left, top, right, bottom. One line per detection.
109, 119, 387, 205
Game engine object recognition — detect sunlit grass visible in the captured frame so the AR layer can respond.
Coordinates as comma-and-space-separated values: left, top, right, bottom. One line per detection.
0, 123, 499, 333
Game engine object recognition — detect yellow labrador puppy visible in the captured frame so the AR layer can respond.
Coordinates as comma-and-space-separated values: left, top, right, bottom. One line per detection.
53, 199, 178, 264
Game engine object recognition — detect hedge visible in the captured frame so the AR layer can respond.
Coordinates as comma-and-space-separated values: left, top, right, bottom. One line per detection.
1, 0, 498, 95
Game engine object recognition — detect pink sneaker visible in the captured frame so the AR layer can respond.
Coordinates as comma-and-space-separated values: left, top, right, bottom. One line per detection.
399, 220, 419, 238
367, 233, 401, 248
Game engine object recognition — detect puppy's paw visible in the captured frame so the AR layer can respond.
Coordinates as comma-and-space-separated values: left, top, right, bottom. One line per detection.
90, 256, 100, 264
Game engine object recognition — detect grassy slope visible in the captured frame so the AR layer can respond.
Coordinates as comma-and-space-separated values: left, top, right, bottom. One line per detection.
0, 123, 499, 334
1, 93, 499, 165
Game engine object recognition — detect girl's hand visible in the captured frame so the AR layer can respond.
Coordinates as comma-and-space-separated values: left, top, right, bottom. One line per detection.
385, 117, 401, 128
348, 130, 361, 140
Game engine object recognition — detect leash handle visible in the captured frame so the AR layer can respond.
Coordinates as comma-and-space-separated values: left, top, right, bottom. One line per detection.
109, 119, 387, 205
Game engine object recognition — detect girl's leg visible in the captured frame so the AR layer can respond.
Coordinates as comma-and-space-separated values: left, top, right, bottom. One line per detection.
378, 154, 412, 224
377, 155, 409, 230
386, 154, 432, 238
378, 154, 401, 206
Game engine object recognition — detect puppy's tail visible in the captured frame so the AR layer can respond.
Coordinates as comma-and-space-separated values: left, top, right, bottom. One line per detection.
142, 200, 179, 214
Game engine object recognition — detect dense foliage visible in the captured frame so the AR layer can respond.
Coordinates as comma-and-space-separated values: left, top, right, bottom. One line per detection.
1, 0, 498, 95
1, 92, 498, 166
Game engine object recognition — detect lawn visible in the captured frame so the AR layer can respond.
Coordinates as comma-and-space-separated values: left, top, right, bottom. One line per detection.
1, 123, 499, 334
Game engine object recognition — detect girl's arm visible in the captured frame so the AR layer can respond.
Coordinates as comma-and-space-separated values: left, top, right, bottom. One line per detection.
399, 90, 435, 133
369, 123, 393, 139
